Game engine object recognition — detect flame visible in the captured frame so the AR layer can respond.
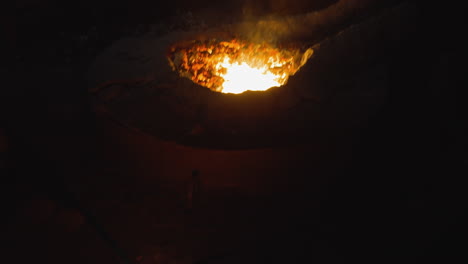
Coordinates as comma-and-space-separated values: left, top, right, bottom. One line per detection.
168, 39, 312, 94
217, 58, 285, 94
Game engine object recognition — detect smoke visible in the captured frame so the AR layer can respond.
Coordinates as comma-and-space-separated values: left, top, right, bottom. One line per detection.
234, 0, 393, 45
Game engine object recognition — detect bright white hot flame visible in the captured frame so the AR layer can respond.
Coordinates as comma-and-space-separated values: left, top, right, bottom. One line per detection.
217, 58, 286, 94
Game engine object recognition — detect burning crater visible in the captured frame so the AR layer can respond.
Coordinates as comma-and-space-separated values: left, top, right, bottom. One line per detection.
88, 1, 417, 149
167, 38, 313, 94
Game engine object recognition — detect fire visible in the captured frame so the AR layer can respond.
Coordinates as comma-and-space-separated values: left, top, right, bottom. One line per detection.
217, 58, 285, 94
168, 39, 313, 94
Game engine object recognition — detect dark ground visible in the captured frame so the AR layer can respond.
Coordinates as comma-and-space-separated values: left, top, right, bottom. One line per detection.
2, 1, 468, 263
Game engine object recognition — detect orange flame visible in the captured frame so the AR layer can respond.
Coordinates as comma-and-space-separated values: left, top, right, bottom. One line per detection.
168, 39, 312, 94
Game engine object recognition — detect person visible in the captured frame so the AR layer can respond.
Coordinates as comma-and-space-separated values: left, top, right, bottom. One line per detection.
187, 169, 201, 213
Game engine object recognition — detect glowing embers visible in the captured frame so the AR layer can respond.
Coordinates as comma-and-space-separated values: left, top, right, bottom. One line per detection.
168, 39, 313, 94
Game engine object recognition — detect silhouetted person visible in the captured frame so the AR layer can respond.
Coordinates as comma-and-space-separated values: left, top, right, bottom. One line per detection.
187, 169, 201, 213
